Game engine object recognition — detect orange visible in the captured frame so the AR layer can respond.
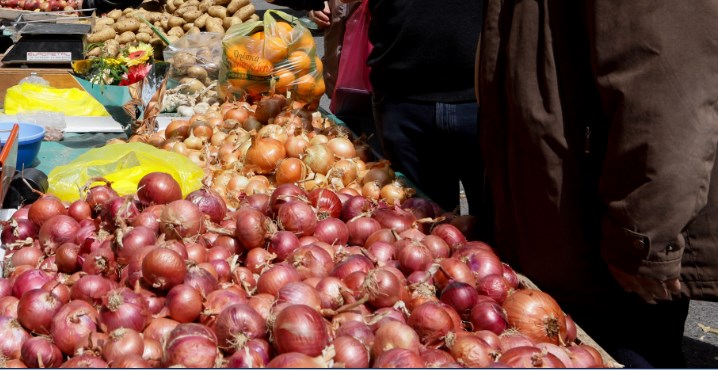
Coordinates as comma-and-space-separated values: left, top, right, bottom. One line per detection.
287, 51, 312, 73
294, 74, 316, 97
251, 31, 265, 40
274, 69, 296, 93
275, 21, 294, 40
290, 31, 315, 52
314, 56, 324, 74
311, 77, 325, 97
226, 44, 249, 64
262, 36, 289, 64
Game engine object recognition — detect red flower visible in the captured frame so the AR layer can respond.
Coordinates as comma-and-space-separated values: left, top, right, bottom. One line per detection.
119, 64, 152, 86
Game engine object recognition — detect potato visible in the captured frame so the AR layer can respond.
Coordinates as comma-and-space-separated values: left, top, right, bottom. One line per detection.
138, 24, 152, 34
207, 6, 228, 19
194, 13, 209, 28
95, 17, 115, 28
198, 0, 213, 12
186, 65, 208, 80
147, 12, 163, 23
135, 32, 152, 43
123, 8, 133, 14
86, 46, 101, 57
181, 22, 193, 31
117, 31, 136, 44
168, 15, 186, 28
213, 0, 230, 5
236, 3, 255, 21
168, 26, 185, 37
87, 27, 117, 43
166, 35, 180, 44
187, 27, 201, 35
180, 77, 206, 93
115, 18, 141, 33
102, 39, 120, 57
227, 0, 249, 15
249, 13, 259, 21
205, 17, 224, 33
182, 9, 202, 22
227, 15, 242, 27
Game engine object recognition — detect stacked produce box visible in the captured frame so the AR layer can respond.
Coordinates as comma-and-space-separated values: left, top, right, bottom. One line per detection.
0, 11, 620, 370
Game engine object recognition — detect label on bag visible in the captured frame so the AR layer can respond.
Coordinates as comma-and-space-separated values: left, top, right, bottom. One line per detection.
26, 52, 72, 62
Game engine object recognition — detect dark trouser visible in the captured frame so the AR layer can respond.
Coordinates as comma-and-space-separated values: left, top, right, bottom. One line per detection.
371, 95, 484, 218
563, 293, 690, 368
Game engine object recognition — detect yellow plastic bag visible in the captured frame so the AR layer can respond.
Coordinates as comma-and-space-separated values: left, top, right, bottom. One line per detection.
4, 83, 110, 116
48, 143, 204, 202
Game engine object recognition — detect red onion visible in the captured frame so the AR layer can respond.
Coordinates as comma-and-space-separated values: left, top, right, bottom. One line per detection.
184, 264, 218, 297
50, 300, 99, 355
110, 355, 150, 368
0, 278, 11, 298
102, 328, 144, 364
67, 199, 92, 221
131, 210, 161, 233
0, 317, 30, 360
142, 247, 186, 290
566, 344, 604, 367
315, 276, 349, 310
268, 230, 301, 261
100, 196, 140, 230
214, 303, 266, 352
256, 263, 301, 296
535, 342, 574, 368
499, 346, 566, 368
162, 323, 220, 368
269, 184, 308, 215
440, 281, 479, 319
313, 217, 349, 245
477, 274, 512, 304
374, 348, 424, 368
85, 182, 119, 214
71, 275, 114, 307
333, 335, 369, 368
1, 219, 39, 245
266, 352, 324, 368
0, 296, 20, 318
245, 248, 275, 274
422, 235, 451, 259
21, 336, 62, 368
407, 301, 455, 347
142, 338, 162, 367
277, 281, 322, 311
160, 200, 205, 240
372, 206, 416, 233
503, 289, 566, 345
346, 217, 381, 246
38, 215, 80, 254
445, 332, 494, 367
362, 267, 406, 309
142, 317, 180, 343
277, 201, 317, 237
308, 188, 342, 219
335, 321, 374, 350
396, 240, 432, 275
12, 269, 51, 298
401, 197, 441, 219
470, 300, 509, 334
137, 172, 182, 206
564, 314, 577, 344
234, 208, 270, 250
28, 195, 67, 227
185, 242, 208, 263
10, 247, 43, 269
239, 194, 271, 215
186, 188, 228, 224
60, 354, 108, 368
331, 254, 373, 280
81, 247, 117, 279
431, 223, 467, 248
272, 304, 329, 356
55, 242, 81, 273
166, 284, 202, 323
475, 329, 502, 352
117, 226, 157, 265
498, 330, 535, 352
17, 289, 63, 334
226, 345, 268, 368
288, 244, 335, 279
502, 263, 520, 289
99, 288, 150, 333
458, 248, 504, 281
340, 196, 371, 221
371, 320, 420, 358
420, 347, 461, 368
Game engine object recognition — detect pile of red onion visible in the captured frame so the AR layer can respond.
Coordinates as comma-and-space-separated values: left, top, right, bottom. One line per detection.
0, 171, 609, 368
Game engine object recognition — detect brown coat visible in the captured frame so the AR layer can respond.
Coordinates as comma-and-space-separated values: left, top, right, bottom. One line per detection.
478, 0, 718, 304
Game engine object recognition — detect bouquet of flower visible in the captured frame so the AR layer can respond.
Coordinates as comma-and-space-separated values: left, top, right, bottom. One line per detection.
71, 43, 170, 138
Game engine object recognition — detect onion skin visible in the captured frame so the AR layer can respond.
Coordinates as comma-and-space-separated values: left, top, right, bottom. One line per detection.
162, 323, 220, 368
371, 321, 421, 358
50, 300, 99, 355
333, 335, 369, 368
17, 288, 62, 335
272, 304, 329, 356
20, 336, 63, 368
373, 348, 425, 368
214, 303, 266, 352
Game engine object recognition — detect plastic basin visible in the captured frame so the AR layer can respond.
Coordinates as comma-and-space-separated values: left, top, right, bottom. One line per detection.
0, 122, 46, 169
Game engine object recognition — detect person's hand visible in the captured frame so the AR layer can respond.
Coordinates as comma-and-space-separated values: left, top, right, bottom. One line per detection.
608, 265, 681, 304
308, 1, 330, 29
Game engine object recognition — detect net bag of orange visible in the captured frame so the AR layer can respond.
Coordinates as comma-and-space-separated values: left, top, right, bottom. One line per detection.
219, 9, 325, 104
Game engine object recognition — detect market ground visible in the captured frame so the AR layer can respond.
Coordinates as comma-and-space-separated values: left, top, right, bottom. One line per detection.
257, 2, 718, 366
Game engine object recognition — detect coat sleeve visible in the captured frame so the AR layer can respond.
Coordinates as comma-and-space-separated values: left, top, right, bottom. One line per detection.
590, 0, 718, 280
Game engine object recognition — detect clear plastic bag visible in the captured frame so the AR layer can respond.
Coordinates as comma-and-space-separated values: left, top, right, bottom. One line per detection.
164, 32, 223, 88
16, 111, 67, 141
219, 9, 325, 105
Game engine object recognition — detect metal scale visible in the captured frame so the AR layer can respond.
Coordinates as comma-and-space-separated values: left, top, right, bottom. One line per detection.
1, 9, 94, 65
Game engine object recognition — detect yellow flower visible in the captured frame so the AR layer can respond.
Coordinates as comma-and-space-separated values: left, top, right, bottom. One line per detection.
103, 58, 123, 66
120, 43, 154, 66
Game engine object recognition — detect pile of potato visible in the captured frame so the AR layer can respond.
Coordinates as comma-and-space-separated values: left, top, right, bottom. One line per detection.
85, 0, 257, 58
